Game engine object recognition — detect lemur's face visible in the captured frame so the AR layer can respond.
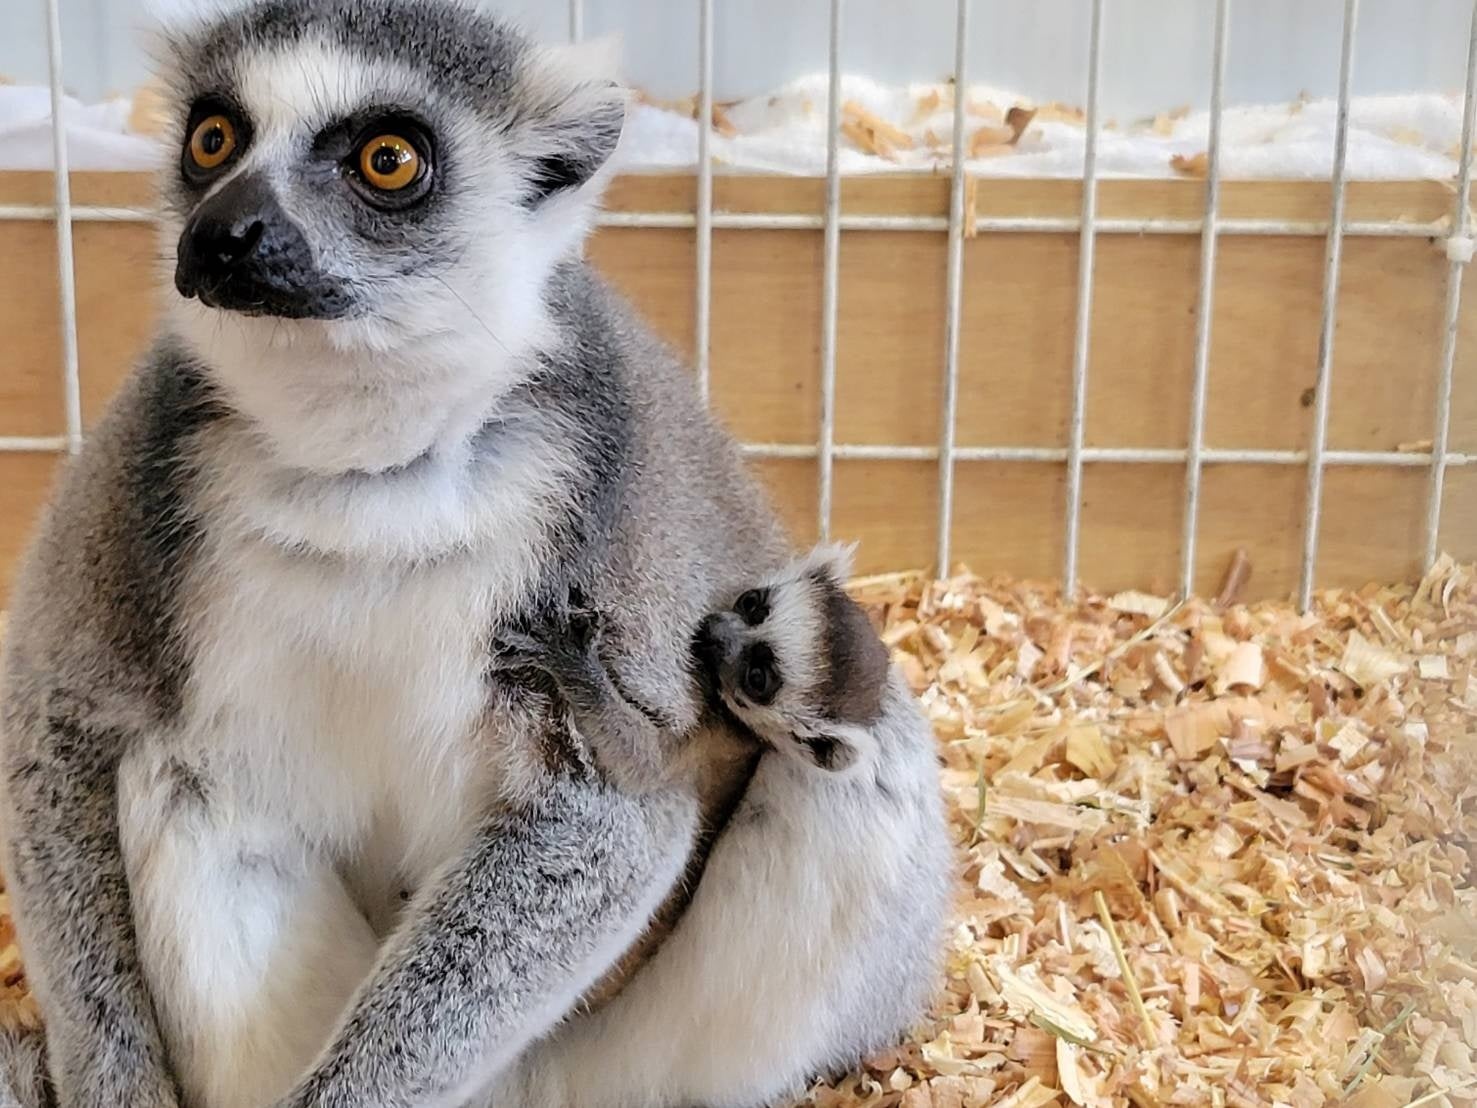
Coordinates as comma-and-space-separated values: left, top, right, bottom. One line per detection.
154, 0, 621, 349
696, 553, 890, 775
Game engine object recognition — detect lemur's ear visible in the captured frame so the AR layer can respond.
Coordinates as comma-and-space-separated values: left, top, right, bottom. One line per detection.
788, 722, 877, 776
138, 0, 249, 71
516, 36, 628, 204
798, 541, 858, 589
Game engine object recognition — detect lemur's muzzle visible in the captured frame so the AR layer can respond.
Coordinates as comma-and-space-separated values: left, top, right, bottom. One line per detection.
695, 612, 742, 666
175, 171, 353, 319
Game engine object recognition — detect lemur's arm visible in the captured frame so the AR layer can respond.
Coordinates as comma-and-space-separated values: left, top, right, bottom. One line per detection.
1, 712, 179, 1108
271, 775, 696, 1108
490, 599, 681, 793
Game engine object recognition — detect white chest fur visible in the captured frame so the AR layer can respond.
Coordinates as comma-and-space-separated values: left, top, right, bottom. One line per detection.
182, 544, 499, 862
170, 415, 576, 889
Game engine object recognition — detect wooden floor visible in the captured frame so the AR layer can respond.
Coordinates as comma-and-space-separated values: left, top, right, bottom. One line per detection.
2, 171, 1473, 600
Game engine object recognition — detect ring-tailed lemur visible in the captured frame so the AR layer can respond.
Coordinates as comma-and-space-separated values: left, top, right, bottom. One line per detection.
0, 3, 952, 1108
496, 544, 889, 790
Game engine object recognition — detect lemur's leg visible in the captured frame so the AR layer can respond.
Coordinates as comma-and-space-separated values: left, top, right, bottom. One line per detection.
270, 774, 697, 1108
116, 746, 378, 1108
0, 713, 180, 1108
0, 1027, 51, 1108
491, 604, 674, 793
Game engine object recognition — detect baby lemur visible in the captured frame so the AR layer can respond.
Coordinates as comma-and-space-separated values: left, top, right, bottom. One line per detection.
495, 545, 889, 789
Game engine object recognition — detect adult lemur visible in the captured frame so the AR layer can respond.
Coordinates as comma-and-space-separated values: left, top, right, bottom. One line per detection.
0, 2, 952, 1106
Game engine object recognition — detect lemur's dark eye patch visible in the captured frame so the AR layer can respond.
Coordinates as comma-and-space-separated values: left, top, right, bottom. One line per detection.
740, 643, 780, 705
734, 588, 770, 626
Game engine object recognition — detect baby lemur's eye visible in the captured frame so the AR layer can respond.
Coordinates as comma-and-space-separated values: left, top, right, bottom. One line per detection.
734, 588, 770, 626
740, 643, 780, 704
358, 134, 422, 191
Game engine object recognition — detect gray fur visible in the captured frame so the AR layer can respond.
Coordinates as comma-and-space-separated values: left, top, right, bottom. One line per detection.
0, 2, 950, 1106
0, 1028, 49, 1108
274, 781, 697, 1108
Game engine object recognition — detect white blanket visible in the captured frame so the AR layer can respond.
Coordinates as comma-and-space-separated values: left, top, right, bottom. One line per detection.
0, 76, 1463, 180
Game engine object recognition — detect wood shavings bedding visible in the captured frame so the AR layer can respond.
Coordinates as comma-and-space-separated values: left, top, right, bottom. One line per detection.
0, 561, 1473, 1105
793, 555, 1476, 1108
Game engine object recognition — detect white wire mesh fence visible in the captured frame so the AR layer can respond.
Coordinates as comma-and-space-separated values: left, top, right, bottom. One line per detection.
6, 0, 1475, 610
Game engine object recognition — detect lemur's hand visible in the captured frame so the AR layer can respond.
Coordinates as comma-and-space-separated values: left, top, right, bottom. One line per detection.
490, 585, 606, 694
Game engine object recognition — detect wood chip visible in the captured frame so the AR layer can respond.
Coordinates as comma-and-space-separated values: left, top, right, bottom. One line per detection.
127, 80, 171, 135
911, 89, 944, 125
841, 100, 915, 159
1215, 548, 1253, 608
1214, 641, 1265, 694
1338, 630, 1408, 688
1065, 725, 1115, 779
1108, 590, 1171, 619
1171, 151, 1210, 177
1418, 654, 1450, 680
969, 106, 1036, 158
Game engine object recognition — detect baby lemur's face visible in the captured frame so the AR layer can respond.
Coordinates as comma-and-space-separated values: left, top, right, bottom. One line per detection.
152, 0, 622, 352
697, 547, 890, 774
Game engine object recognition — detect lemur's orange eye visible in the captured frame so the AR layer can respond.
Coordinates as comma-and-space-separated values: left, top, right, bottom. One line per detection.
358, 134, 421, 190
188, 114, 237, 170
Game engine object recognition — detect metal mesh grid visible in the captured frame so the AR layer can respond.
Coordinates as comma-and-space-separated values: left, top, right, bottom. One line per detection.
6, 0, 1475, 610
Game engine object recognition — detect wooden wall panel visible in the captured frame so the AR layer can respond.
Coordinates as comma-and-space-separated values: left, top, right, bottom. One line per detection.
1, 171, 1472, 602
0, 456, 60, 599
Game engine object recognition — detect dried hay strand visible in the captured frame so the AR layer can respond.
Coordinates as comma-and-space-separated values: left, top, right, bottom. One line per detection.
0, 560, 1475, 1106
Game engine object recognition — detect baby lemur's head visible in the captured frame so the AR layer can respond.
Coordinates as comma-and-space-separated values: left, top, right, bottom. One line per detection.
697, 545, 890, 775
148, 0, 624, 467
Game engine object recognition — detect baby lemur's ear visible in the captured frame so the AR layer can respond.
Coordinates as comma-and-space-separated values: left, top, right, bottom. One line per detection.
797, 541, 858, 589
514, 36, 629, 205
789, 723, 877, 776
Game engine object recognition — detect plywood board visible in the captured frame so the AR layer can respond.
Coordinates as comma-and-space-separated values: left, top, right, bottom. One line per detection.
1, 170, 1471, 602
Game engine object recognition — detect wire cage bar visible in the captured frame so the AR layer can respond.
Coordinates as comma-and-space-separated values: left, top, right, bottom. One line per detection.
1061, 0, 1105, 597
935, 0, 971, 576
12, 0, 1476, 601
816, 0, 845, 543
1178, 0, 1231, 599
4, 206, 1465, 239
43, 0, 83, 455
694, 0, 715, 404
1427, 4, 1477, 573
1297, 0, 1359, 613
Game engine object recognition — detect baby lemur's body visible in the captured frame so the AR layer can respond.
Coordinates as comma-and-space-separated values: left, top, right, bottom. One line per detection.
0, 3, 952, 1107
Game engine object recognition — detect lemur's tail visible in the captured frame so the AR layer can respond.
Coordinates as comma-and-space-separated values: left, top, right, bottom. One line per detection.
0, 1027, 49, 1108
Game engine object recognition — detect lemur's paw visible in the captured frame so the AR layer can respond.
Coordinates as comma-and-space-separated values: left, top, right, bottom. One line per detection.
488, 629, 549, 672
553, 581, 604, 657
565, 605, 602, 653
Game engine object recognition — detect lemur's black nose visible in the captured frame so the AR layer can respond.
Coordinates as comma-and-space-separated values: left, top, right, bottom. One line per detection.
175, 170, 351, 319
694, 613, 738, 665
190, 213, 266, 272
695, 614, 722, 651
